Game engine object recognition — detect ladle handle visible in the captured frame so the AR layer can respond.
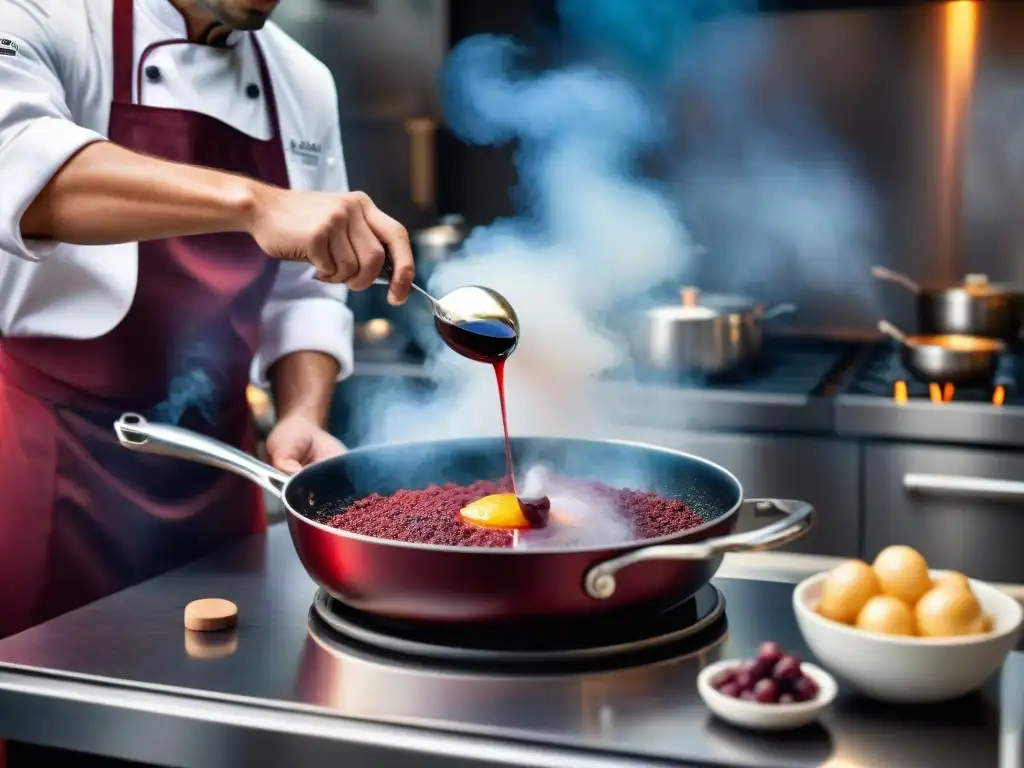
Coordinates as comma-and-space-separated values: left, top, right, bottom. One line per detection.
374, 252, 438, 306
871, 266, 920, 294
877, 320, 910, 345
376, 251, 395, 284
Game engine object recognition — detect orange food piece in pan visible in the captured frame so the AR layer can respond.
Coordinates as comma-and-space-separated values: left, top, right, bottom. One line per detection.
460, 493, 531, 529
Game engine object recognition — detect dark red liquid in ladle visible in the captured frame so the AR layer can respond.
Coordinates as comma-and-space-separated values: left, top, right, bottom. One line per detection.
434, 317, 519, 490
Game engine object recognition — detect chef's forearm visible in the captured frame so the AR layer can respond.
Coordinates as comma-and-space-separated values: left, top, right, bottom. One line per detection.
20, 140, 262, 244
269, 351, 339, 428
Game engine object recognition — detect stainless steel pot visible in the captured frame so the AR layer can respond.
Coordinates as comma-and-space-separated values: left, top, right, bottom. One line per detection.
635, 288, 798, 374
871, 266, 1024, 341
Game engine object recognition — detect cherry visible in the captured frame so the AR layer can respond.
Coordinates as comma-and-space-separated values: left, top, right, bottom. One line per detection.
753, 679, 779, 704
793, 675, 820, 702
708, 642, 815, 706
517, 496, 551, 528
734, 670, 755, 691
772, 655, 802, 683
748, 657, 773, 682
757, 641, 785, 665
719, 682, 742, 698
710, 669, 736, 689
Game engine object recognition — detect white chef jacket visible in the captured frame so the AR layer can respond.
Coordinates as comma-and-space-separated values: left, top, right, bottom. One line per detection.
0, 0, 354, 385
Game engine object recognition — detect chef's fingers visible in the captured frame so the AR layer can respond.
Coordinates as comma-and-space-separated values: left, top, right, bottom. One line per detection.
322, 207, 359, 284
356, 194, 414, 305
345, 203, 386, 291
306, 230, 335, 280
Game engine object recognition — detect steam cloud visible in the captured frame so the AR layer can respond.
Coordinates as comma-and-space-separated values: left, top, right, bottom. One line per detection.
364, 32, 698, 448
362, 0, 879, 454
152, 336, 232, 427
667, 22, 880, 309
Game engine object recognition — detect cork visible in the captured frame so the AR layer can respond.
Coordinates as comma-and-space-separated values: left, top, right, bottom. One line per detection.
184, 598, 238, 632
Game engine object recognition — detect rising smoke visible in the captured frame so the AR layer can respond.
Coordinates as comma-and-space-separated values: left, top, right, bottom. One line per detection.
363, 0, 879, 452
364, 31, 698, 447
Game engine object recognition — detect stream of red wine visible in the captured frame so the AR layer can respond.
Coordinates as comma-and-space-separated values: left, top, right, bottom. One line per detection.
493, 360, 515, 493
435, 318, 519, 490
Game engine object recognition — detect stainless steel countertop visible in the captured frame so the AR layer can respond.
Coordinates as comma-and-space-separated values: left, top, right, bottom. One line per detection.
0, 525, 1019, 768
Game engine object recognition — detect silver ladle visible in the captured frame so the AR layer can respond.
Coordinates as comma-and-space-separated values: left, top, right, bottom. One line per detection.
376, 256, 520, 360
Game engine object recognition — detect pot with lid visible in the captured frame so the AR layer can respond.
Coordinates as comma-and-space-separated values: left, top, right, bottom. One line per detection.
635, 287, 797, 375
871, 266, 1024, 341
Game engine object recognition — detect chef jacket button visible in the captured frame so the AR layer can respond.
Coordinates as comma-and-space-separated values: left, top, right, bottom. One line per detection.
144, 65, 161, 83
246, 83, 261, 99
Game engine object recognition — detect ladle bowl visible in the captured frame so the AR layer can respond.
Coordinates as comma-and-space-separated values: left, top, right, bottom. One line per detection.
377, 257, 520, 362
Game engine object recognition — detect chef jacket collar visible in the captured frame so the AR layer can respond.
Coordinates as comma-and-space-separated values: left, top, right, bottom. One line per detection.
144, 0, 246, 47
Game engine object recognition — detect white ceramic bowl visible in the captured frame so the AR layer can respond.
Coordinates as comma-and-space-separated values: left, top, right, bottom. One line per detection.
697, 659, 838, 731
793, 569, 1024, 703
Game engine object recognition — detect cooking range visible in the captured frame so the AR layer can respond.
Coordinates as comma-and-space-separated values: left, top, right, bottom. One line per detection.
0, 527, 1017, 768
836, 341, 1024, 448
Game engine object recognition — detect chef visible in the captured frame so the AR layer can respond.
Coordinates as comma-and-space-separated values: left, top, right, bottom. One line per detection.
0, 0, 416, 643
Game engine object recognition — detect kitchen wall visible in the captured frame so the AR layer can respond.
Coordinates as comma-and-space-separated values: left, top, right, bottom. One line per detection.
274, 0, 449, 231
278, 0, 1024, 336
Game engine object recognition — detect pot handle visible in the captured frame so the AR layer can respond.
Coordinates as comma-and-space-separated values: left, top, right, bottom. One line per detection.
871, 265, 920, 294
113, 413, 289, 497
583, 498, 814, 600
761, 303, 798, 321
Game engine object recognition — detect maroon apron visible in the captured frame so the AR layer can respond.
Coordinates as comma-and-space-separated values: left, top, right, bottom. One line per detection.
0, 0, 288, 641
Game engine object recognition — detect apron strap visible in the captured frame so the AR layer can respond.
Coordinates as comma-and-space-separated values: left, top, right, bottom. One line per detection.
111, 0, 135, 105
110, 0, 281, 138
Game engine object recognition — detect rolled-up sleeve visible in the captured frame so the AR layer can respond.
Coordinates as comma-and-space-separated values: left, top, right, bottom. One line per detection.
250, 93, 355, 385
0, 6, 106, 261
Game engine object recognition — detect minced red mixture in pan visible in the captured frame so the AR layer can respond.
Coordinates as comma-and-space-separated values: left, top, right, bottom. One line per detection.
322, 478, 705, 548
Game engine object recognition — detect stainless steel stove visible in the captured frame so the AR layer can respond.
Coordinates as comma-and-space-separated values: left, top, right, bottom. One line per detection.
308, 584, 726, 671
0, 526, 1018, 768
836, 341, 1024, 447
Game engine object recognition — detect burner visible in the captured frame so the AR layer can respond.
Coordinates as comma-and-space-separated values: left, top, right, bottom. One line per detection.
308, 586, 726, 672
847, 341, 1022, 403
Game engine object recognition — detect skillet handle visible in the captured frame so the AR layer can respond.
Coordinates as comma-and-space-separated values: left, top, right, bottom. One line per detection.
113, 413, 289, 497
583, 499, 814, 600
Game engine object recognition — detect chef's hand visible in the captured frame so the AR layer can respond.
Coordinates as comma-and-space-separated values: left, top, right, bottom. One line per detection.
247, 188, 415, 305
265, 413, 347, 475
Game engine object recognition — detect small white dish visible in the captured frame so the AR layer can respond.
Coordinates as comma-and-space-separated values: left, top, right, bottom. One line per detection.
697, 658, 838, 731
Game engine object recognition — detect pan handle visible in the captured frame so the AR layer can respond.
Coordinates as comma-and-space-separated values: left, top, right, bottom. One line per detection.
871, 265, 920, 294
583, 498, 814, 600
113, 413, 289, 497
761, 303, 798, 321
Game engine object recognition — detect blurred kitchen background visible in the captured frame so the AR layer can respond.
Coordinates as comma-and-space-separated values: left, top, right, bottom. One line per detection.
251, 1, 1024, 583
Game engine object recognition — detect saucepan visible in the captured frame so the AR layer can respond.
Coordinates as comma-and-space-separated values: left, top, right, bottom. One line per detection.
635, 287, 798, 374
877, 320, 1005, 387
871, 266, 1023, 340
113, 413, 814, 624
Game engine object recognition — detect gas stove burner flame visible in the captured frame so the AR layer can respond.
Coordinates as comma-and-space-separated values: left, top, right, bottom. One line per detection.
927, 382, 954, 405
993, 385, 1006, 407
892, 379, 1007, 406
